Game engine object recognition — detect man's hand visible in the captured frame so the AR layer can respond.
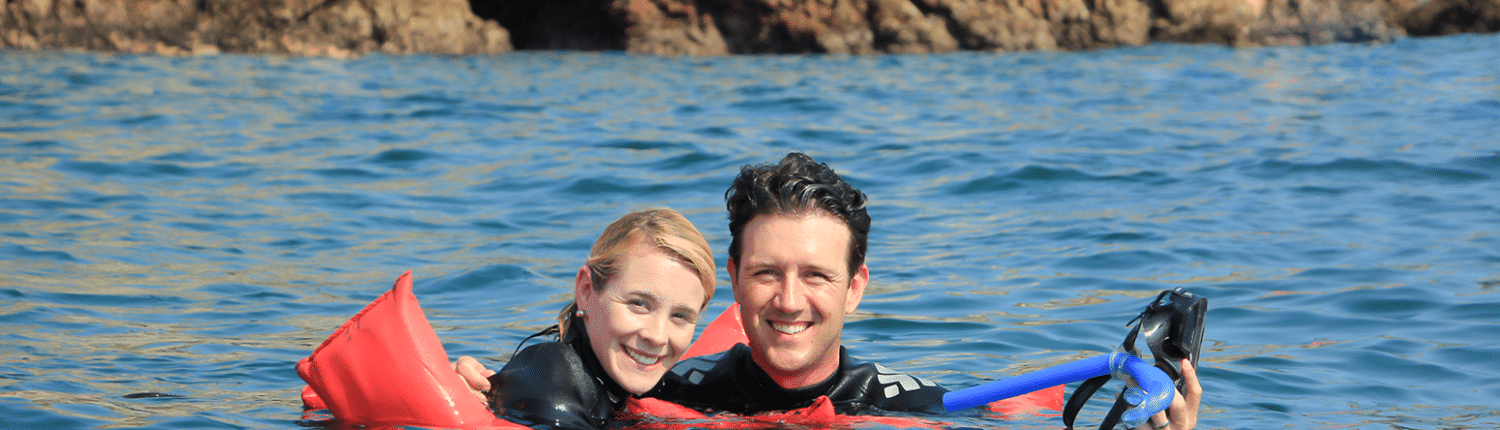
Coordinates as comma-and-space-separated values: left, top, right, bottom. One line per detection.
1137, 359, 1202, 430
452, 355, 496, 404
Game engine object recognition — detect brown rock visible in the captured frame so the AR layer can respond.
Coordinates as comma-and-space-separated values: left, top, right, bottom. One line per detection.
1401, 0, 1500, 36
927, 0, 1059, 51
610, 0, 730, 55
1089, 0, 1154, 47
672, 0, 874, 54
1251, 0, 1412, 45
1042, 0, 1098, 50
371, 0, 512, 54
869, 0, 960, 54
1152, 0, 1259, 45
3, 0, 1497, 56
1, 0, 511, 56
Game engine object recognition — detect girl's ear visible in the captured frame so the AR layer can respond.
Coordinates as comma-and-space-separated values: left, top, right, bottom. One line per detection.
575, 265, 594, 309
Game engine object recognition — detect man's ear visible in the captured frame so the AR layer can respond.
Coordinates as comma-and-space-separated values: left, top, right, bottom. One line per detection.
844, 263, 868, 315
726, 257, 742, 302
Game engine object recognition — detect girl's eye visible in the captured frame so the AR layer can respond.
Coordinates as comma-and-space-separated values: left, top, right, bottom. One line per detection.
627, 299, 648, 311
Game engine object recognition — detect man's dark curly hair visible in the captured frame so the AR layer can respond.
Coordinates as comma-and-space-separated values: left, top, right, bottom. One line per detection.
725, 152, 871, 277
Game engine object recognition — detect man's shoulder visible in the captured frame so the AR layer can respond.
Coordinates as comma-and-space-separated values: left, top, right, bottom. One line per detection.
852, 361, 945, 396
835, 355, 949, 414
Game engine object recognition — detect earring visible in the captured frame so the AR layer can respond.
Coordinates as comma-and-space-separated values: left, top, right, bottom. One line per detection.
575, 308, 585, 318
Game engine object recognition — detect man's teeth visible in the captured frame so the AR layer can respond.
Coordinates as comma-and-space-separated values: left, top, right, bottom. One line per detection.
627, 349, 660, 365
772, 322, 808, 335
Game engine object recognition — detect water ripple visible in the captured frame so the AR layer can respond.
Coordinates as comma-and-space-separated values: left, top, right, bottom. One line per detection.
3, 35, 1500, 429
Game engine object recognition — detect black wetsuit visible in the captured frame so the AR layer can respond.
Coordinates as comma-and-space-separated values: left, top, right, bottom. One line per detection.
646, 343, 949, 415
487, 319, 630, 430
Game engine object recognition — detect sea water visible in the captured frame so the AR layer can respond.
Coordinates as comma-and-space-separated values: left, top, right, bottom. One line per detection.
1, 33, 1497, 429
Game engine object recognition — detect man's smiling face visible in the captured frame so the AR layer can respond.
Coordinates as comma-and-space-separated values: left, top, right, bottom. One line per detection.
731, 212, 867, 389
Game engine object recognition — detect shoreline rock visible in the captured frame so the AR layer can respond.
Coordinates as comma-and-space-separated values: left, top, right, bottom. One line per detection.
2, 0, 512, 57
2, 0, 1496, 56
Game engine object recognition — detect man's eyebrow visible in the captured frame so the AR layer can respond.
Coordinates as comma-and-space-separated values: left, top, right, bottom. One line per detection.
800, 261, 846, 276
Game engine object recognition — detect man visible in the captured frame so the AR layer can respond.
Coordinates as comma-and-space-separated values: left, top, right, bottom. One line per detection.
647, 152, 1200, 430
460, 152, 1202, 429
640, 151, 944, 414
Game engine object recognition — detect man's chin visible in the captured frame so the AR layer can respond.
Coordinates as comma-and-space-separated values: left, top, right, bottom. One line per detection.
751, 347, 825, 381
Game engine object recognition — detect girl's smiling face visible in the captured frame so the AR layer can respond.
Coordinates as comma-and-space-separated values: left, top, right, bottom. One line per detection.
576, 241, 705, 395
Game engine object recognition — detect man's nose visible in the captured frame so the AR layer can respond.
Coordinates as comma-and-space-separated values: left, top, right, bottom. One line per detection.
770, 275, 805, 312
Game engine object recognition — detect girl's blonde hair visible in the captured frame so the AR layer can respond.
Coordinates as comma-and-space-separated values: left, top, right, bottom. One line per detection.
557, 208, 716, 339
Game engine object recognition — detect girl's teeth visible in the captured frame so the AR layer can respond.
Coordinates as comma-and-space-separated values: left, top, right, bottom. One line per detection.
627, 349, 660, 365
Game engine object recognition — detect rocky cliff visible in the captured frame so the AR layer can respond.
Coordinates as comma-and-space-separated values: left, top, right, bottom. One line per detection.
2, 0, 512, 56
3, 0, 1497, 56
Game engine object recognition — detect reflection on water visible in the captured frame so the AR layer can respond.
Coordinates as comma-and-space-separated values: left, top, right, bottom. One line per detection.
3, 34, 1500, 429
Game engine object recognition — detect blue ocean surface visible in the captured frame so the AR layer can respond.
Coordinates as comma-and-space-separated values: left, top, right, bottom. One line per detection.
2, 33, 1498, 429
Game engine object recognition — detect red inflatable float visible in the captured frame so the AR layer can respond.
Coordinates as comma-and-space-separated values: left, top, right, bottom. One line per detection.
297, 271, 1061, 429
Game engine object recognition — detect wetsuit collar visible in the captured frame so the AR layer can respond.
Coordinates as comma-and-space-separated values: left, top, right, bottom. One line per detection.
739, 345, 851, 410
561, 317, 633, 404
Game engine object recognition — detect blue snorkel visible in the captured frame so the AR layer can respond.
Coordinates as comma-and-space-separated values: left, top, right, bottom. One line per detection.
944, 288, 1206, 429
941, 352, 1174, 427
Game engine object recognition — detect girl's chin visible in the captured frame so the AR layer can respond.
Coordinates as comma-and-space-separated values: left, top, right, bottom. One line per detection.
615, 373, 663, 395
610, 359, 670, 392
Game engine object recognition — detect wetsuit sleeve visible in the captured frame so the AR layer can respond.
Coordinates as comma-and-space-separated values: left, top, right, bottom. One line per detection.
488, 342, 609, 430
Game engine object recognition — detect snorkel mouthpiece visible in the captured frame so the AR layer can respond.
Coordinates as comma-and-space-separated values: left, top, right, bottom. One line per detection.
1109, 352, 1174, 427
